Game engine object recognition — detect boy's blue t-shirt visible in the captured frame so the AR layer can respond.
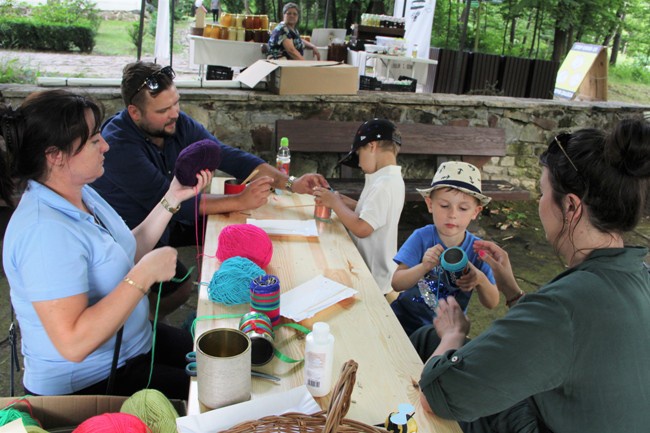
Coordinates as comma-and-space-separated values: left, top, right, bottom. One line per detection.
391, 224, 495, 336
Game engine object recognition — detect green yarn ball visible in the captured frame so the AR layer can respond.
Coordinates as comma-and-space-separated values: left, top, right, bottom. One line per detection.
121, 389, 179, 433
25, 426, 50, 433
0, 406, 41, 428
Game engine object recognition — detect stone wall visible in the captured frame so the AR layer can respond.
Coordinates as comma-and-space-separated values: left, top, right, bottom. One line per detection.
1, 84, 648, 198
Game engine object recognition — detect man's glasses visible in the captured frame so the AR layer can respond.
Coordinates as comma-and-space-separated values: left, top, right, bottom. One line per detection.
130, 66, 176, 104
550, 132, 579, 173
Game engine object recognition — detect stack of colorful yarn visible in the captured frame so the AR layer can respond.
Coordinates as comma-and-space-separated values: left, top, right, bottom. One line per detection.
74, 389, 179, 433
0, 389, 180, 433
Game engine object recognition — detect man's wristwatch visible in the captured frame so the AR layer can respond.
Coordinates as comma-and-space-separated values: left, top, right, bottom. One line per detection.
285, 175, 297, 193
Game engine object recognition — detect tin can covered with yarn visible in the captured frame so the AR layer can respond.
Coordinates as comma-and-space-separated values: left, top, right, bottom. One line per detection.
250, 274, 281, 326
239, 311, 275, 366
440, 246, 469, 287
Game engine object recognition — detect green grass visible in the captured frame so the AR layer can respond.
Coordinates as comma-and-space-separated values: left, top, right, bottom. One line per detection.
607, 78, 650, 105
0, 58, 39, 83
94, 20, 146, 56
93, 19, 187, 57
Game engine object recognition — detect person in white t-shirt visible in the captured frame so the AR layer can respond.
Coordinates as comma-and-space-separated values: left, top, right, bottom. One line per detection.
314, 119, 405, 295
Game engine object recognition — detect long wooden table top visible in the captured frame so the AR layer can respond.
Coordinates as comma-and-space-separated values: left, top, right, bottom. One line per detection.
187, 178, 461, 433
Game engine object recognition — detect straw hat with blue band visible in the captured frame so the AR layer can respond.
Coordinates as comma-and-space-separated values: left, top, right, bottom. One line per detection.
416, 161, 492, 206
337, 118, 402, 168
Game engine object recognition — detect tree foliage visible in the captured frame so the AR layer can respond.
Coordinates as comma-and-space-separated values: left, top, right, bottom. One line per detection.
431, 0, 648, 66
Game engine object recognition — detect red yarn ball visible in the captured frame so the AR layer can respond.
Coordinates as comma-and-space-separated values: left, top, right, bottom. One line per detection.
73, 413, 150, 433
217, 224, 273, 268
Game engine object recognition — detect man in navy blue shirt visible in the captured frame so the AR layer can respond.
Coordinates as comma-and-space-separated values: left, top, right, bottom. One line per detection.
93, 61, 327, 318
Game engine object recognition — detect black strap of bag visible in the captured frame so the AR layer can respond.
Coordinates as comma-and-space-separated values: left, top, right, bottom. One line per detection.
9, 307, 20, 397
106, 326, 124, 395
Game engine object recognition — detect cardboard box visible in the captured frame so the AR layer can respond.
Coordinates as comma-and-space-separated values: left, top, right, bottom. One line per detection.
236, 60, 359, 95
0, 395, 186, 432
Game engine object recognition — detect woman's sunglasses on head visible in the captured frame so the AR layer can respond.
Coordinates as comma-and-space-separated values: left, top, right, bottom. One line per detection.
549, 132, 579, 173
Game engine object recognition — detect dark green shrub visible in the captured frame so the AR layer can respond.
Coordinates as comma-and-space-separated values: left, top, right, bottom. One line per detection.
32, 0, 101, 31
0, 17, 95, 52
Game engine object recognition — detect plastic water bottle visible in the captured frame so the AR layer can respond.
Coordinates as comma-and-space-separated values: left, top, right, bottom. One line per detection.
276, 137, 291, 175
411, 43, 418, 58
304, 322, 335, 397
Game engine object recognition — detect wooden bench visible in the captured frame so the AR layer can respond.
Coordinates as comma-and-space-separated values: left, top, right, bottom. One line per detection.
275, 120, 531, 202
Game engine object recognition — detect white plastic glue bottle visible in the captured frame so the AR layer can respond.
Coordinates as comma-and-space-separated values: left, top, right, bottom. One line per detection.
304, 322, 335, 397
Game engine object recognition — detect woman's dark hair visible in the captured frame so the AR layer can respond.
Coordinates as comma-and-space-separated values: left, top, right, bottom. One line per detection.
0, 89, 103, 206
121, 61, 175, 109
540, 117, 650, 236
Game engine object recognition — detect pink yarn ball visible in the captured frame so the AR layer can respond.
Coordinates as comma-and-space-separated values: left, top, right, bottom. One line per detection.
73, 413, 150, 433
217, 224, 273, 268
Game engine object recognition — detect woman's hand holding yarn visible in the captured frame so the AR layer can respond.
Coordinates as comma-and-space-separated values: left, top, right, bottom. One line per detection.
137, 246, 178, 284
168, 169, 213, 206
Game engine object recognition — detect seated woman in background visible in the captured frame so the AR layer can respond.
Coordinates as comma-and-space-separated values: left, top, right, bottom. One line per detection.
1, 89, 211, 399
414, 118, 650, 433
267, 2, 320, 60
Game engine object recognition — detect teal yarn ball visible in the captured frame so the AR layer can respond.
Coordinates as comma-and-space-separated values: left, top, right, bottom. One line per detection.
121, 389, 179, 433
208, 256, 265, 305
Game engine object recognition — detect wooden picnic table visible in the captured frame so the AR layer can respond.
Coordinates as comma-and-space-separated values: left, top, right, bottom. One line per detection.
186, 178, 461, 433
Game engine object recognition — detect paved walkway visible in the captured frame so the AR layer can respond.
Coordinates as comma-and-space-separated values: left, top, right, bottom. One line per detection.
0, 33, 199, 81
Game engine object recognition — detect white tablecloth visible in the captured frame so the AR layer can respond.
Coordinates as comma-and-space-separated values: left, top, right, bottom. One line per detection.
189, 35, 265, 68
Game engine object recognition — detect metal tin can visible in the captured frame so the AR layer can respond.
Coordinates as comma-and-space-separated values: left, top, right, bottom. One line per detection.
239, 311, 275, 366
314, 204, 332, 222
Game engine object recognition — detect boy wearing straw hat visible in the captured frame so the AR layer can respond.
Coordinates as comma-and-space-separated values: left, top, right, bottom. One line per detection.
313, 119, 405, 295
390, 161, 499, 336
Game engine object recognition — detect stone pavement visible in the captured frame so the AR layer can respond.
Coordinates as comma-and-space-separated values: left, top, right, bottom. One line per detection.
0, 31, 199, 81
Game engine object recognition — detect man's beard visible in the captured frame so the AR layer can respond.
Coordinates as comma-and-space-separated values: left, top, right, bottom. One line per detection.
139, 119, 177, 138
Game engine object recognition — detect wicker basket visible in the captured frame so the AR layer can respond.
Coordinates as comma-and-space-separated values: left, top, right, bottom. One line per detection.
222, 360, 389, 433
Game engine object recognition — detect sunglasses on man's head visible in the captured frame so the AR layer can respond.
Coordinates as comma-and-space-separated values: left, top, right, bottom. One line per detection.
130, 66, 176, 104
549, 132, 579, 173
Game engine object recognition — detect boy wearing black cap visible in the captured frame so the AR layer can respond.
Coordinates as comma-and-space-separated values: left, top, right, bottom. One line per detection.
314, 119, 405, 295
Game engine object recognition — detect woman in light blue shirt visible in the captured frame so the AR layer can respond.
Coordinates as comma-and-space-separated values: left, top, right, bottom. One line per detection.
1, 89, 211, 397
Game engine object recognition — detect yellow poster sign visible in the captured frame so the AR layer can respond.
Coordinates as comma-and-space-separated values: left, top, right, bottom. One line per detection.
554, 43, 608, 101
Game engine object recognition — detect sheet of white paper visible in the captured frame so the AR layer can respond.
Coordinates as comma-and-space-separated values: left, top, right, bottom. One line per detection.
281, 275, 358, 322
176, 385, 320, 433
0, 419, 27, 433
246, 218, 319, 237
